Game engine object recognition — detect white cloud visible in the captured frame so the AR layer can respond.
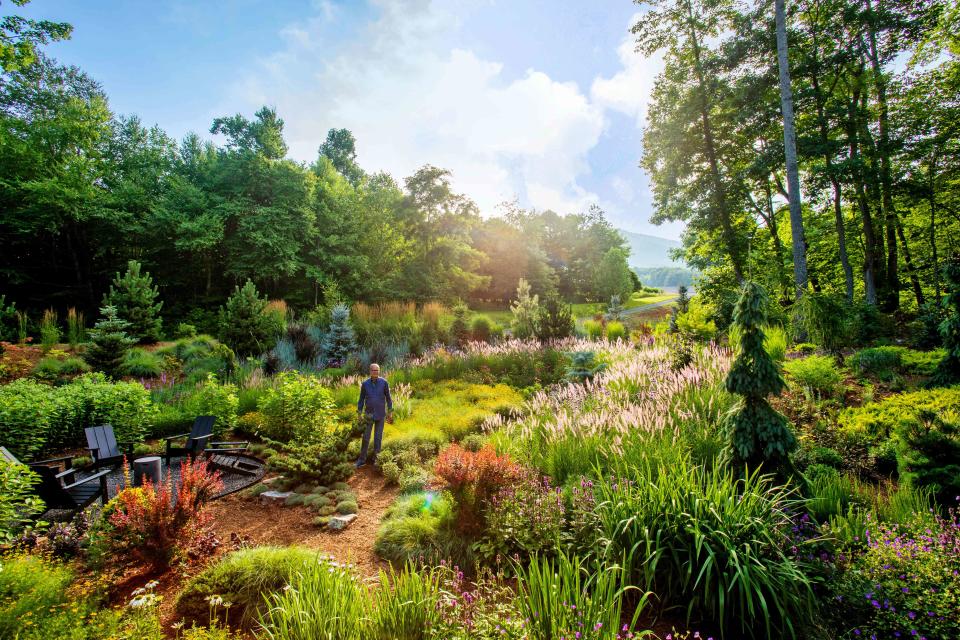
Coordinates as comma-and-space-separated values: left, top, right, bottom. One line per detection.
228, 0, 606, 215
590, 15, 664, 127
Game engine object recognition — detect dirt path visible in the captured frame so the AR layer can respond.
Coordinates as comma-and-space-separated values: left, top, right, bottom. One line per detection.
205, 465, 399, 578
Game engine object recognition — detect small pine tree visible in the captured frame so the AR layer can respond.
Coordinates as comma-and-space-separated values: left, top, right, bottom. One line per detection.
103, 260, 163, 343
669, 286, 690, 334
84, 305, 136, 378
510, 278, 539, 339
897, 410, 960, 505
219, 280, 272, 357
565, 351, 606, 383
536, 293, 574, 340
932, 255, 960, 386
450, 302, 471, 348
606, 294, 624, 322
722, 282, 796, 471
323, 303, 357, 367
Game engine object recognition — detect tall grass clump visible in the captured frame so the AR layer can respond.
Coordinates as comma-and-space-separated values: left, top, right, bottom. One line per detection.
40, 308, 60, 351
259, 556, 369, 640
513, 551, 651, 640
588, 455, 815, 638
784, 355, 844, 401
369, 564, 443, 639
66, 307, 85, 347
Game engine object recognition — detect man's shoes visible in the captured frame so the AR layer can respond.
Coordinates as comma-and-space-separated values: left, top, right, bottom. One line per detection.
355, 460, 366, 468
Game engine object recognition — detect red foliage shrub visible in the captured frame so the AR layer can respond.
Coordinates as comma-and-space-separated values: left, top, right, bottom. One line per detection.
435, 444, 520, 532
107, 456, 223, 568
0, 341, 36, 382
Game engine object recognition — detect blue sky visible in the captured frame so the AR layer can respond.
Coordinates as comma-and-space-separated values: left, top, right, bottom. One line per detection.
12, 0, 681, 239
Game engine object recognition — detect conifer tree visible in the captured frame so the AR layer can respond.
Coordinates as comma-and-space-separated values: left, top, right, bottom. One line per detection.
669, 285, 690, 334
722, 282, 796, 470
537, 292, 574, 340
932, 255, 960, 386
323, 303, 357, 367
509, 278, 539, 339
84, 305, 136, 378
450, 302, 471, 348
103, 260, 163, 343
219, 280, 272, 357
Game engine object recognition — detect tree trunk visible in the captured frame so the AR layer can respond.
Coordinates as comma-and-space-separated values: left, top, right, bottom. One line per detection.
846, 84, 878, 305
929, 153, 940, 303
684, 0, 745, 281
807, 25, 855, 302
864, 0, 900, 311
775, 0, 808, 300
895, 216, 924, 307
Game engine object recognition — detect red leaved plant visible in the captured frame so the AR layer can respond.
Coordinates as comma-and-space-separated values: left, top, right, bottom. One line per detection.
107, 456, 223, 568
435, 444, 520, 533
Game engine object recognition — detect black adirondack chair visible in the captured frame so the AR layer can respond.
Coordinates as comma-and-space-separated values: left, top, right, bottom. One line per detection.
164, 415, 248, 464
0, 446, 110, 513
85, 425, 133, 469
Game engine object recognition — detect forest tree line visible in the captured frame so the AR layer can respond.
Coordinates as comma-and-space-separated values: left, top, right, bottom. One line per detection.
0, 52, 637, 323
637, 0, 960, 315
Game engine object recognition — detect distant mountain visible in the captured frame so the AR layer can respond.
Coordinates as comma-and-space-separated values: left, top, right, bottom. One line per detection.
617, 229, 683, 268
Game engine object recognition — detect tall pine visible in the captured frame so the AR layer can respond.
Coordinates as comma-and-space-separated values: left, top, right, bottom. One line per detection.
219, 280, 272, 357
103, 260, 163, 343
722, 282, 796, 470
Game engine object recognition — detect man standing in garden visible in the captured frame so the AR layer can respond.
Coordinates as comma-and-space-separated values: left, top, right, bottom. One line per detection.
356, 363, 392, 467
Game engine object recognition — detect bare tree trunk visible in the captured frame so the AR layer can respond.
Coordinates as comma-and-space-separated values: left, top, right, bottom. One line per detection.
929, 153, 941, 303
775, 0, 808, 300
846, 84, 878, 305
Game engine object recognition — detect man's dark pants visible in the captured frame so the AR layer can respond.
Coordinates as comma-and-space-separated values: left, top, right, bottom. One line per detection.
357, 414, 385, 465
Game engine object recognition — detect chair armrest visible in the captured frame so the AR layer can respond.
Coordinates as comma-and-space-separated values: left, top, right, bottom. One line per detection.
164, 432, 190, 442
55, 467, 78, 480
211, 440, 249, 448
189, 433, 214, 442
32, 454, 74, 467
62, 469, 112, 491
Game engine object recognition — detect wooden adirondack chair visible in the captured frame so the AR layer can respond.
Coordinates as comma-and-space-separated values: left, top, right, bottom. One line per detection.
164, 415, 248, 464
0, 446, 110, 513
84, 425, 134, 469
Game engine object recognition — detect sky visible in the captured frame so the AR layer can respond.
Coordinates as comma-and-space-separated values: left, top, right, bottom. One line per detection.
12, 0, 682, 239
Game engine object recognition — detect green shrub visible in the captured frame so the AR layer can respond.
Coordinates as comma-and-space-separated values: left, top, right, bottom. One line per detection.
0, 459, 43, 542
58, 356, 91, 376
374, 492, 459, 565
258, 372, 336, 442
39, 309, 60, 351
784, 355, 844, 400
175, 546, 321, 625
175, 322, 198, 339
120, 347, 165, 377
398, 467, 430, 493
183, 374, 239, 436
583, 319, 603, 340
103, 260, 163, 343
838, 386, 960, 443
535, 293, 574, 340
337, 500, 358, 515
850, 346, 902, 380
470, 314, 492, 343
896, 410, 960, 505
151, 403, 192, 438
461, 432, 485, 452
676, 297, 717, 342
381, 460, 401, 485
605, 320, 626, 342
219, 280, 273, 357
0, 554, 124, 639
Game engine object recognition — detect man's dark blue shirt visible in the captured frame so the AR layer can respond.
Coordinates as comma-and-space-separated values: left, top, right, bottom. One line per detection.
358, 377, 392, 420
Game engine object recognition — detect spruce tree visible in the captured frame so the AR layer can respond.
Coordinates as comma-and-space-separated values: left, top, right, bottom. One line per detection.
103, 260, 163, 343
932, 255, 960, 386
450, 302, 471, 348
323, 303, 357, 367
536, 292, 574, 340
219, 280, 272, 357
722, 282, 796, 470
84, 305, 136, 378
669, 285, 690, 334
509, 278, 539, 339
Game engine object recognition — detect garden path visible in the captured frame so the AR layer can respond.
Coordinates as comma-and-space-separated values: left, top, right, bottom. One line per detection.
205, 465, 398, 578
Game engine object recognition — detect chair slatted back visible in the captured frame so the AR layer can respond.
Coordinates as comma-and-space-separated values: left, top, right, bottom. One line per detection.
0, 446, 18, 464
30, 464, 72, 509
85, 425, 120, 461
188, 416, 216, 455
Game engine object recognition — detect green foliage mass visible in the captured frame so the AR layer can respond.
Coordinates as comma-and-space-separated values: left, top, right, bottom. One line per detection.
784, 355, 844, 400
0, 373, 157, 457
183, 373, 239, 436
535, 292, 574, 341
0, 458, 43, 542
933, 256, 960, 386
218, 280, 272, 357
723, 282, 796, 469
102, 260, 163, 343
895, 410, 960, 505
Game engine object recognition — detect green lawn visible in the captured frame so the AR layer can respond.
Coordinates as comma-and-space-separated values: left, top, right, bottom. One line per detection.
570, 292, 676, 318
